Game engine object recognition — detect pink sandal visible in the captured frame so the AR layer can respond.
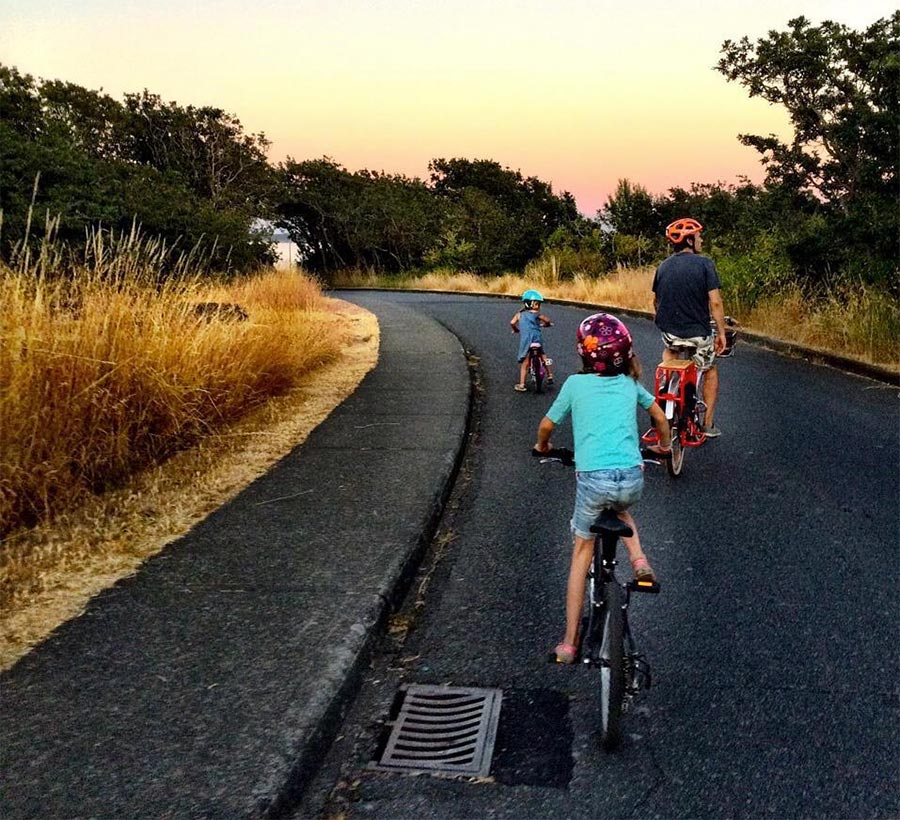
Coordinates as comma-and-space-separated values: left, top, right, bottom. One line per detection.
631, 556, 657, 583
554, 641, 578, 664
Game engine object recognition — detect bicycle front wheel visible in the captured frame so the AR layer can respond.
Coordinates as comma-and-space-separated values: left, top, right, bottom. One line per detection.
598, 581, 625, 751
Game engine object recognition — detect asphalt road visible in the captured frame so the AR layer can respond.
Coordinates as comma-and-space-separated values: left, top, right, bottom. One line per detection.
303, 291, 899, 819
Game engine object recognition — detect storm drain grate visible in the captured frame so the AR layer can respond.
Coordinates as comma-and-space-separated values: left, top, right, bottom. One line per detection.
372, 684, 503, 777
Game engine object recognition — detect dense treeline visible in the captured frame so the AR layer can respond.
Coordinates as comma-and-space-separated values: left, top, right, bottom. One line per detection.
0, 65, 277, 272
278, 156, 579, 277
1, 13, 896, 298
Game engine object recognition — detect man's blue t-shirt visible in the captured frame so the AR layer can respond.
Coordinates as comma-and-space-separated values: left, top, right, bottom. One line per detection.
652, 253, 721, 338
546, 374, 655, 471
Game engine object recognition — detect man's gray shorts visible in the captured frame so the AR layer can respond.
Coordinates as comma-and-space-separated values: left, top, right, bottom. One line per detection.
661, 332, 716, 369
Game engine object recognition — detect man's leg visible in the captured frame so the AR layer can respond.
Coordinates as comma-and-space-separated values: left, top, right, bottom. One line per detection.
702, 364, 718, 426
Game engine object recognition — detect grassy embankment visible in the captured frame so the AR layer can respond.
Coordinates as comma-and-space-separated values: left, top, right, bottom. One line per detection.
0, 228, 351, 613
334, 262, 899, 370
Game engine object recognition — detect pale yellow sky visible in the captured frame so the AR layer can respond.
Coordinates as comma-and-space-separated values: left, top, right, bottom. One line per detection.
2, 0, 895, 213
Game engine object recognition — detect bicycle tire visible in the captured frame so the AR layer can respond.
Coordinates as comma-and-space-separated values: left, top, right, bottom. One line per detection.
532, 353, 544, 394
666, 417, 685, 477
598, 581, 625, 751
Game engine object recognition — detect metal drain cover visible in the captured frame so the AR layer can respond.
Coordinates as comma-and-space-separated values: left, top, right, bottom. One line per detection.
373, 684, 503, 777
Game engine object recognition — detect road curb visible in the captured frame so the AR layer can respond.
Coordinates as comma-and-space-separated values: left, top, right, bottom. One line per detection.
262, 307, 476, 818
333, 287, 898, 386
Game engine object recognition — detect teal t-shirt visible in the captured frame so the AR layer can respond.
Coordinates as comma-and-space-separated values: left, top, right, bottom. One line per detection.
546, 373, 655, 471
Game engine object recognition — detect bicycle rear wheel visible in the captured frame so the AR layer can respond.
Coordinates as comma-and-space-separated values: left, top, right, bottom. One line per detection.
598, 581, 625, 751
666, 418, 685, 477
531, 353, 544, 394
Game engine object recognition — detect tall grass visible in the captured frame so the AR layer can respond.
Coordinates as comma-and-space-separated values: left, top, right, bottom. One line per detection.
333, 265, 898, 368
0, 231, 345, 539
735, 282, 900, 366
334, 264, 656, 312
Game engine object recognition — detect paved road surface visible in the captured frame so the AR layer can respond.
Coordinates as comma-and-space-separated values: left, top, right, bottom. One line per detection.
302, 291, 899, 819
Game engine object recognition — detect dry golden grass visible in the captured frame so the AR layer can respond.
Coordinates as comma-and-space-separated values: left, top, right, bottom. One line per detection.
335, 265, 656, 311
735, 285, 899, 367
0, 263, 343, 541
0, 298, 378, 670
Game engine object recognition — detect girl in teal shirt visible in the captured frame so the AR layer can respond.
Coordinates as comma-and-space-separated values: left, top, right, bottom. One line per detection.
534, 313, 670, 664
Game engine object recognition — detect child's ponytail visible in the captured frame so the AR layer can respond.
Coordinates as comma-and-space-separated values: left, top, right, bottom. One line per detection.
628, 353, 643, 381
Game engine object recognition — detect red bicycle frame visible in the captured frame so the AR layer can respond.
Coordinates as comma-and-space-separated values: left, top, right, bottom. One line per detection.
654, 359, 706, 447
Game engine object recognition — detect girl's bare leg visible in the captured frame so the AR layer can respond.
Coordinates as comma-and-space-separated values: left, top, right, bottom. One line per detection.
564, 535, 595, 646
517, 359, 528, 387
616, 510, 647, 564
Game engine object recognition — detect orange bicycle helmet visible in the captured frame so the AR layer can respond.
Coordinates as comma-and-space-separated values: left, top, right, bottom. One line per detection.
665, 218, 703, 244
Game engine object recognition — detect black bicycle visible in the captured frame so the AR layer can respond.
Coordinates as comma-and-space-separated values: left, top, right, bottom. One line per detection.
534, 446, 661, 751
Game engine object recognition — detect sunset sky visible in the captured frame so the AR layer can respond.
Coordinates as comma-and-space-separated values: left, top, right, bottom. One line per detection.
2, 0, 895, 214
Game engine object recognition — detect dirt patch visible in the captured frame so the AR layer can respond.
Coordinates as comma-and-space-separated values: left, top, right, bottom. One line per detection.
0, 299, 378, 671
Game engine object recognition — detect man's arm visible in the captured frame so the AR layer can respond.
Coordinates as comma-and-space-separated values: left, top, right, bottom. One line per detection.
709, 288, 727, 354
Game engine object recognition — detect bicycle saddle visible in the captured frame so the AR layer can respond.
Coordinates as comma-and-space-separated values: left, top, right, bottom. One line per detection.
590, 510, 634, 538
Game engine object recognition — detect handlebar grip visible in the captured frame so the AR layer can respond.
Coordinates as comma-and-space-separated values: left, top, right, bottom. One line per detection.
640, 447, 672, 461
532, 447, 575, 466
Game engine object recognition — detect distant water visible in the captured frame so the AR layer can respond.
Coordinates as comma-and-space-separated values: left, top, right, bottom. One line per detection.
273, 238, 299, 269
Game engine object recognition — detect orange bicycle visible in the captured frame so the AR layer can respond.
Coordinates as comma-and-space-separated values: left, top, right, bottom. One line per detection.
643, 317, 738, 477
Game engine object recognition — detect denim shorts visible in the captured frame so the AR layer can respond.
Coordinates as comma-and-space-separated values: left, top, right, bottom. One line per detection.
570, 466, 644, 539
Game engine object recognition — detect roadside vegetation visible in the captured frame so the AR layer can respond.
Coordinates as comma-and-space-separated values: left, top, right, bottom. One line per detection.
0, 227, 345, 550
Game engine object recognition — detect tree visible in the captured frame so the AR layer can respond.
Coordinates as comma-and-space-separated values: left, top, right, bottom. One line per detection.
717, 13, 898, 208
717, 14, 899, 284
0, 64, 275, 272
428, 158, 579, 272
277, 158, 445, 278
601, 179, 660, 238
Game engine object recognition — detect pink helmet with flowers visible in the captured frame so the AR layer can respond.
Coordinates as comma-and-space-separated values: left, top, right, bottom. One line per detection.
576, 313, 633, 376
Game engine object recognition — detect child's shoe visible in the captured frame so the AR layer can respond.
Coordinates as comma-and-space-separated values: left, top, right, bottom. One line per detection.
554, 641, 577, 664
631, 556, 657, 583
514, 384, 527, 392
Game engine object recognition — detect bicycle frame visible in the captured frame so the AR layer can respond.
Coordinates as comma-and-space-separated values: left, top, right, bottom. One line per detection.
654, 359, 706, 448
533, 448, 659, 751
642, 352, 708, 477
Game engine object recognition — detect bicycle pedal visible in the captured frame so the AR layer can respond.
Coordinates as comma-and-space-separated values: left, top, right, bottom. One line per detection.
547, 650, 581, 665
628, 579, 661, 594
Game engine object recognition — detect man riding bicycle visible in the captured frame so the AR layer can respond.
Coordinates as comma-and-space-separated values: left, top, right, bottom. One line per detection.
652, 218, 728, 437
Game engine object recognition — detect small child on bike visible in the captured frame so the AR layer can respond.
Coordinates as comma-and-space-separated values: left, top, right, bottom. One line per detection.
533, 313, 671, 664
510, 289, 555, 392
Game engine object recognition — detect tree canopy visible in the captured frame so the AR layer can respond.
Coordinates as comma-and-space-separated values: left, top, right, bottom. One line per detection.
717, 13, 899, 284
0, 64, 276, 272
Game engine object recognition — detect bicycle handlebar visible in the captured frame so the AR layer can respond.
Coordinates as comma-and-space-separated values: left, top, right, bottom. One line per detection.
532, 446, 669, 466
532, 446, 574, 465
